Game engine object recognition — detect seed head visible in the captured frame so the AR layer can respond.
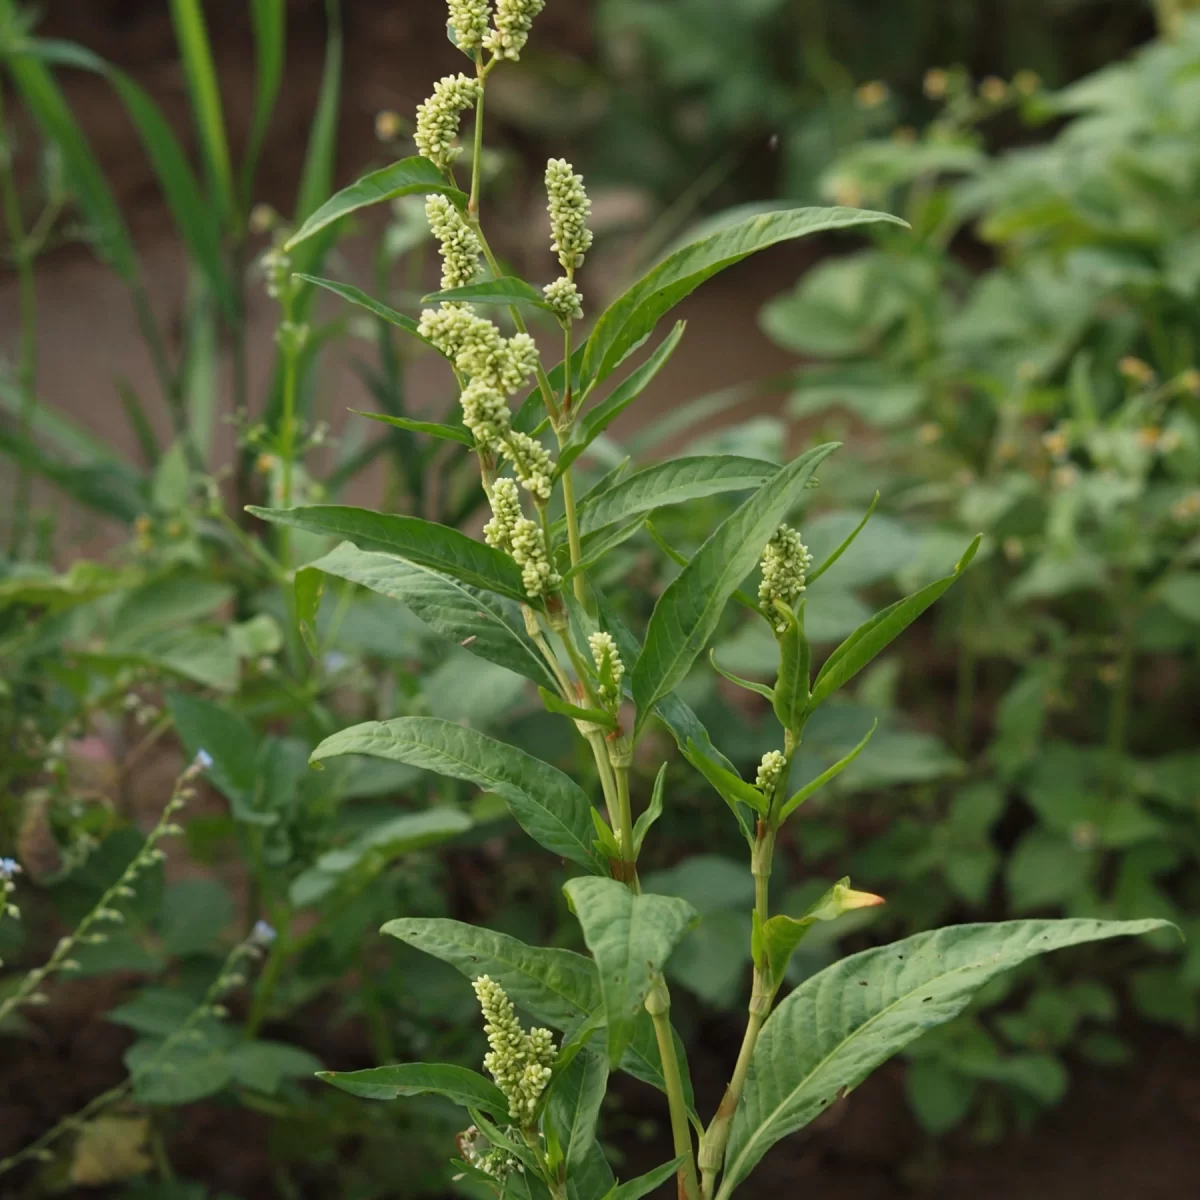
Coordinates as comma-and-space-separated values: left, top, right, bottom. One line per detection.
472, 974, 557, 1122
461, 379, 512, 453
755, 750, 787, 794
426, 194, 481, 290
588, 631, 624, 703
448, 0, 491, 50
501, 431, 554, 504
484, 478, 524, 553
414, 73, 481, 171
758, 525, 813, 630
543, 276, 583, 324
545, 159, 593, 272
484, 0, 546, 62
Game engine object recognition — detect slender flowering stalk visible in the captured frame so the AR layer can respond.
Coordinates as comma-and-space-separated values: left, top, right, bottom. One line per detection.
472, 975, 556, 1124
588, 631, 625, 708
758, 524, 813, 631
426, 194, 482, 289
0, 753, 205, 1028
545, 159, 593, 273
0, 930, 271, 1177
754, 749, 787, 796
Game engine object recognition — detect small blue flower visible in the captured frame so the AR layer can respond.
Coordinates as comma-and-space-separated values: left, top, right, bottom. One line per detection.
195, 748, 214, 770
323, 651, 349, 674
252, 920, 277, 946
0, 857, 20, 879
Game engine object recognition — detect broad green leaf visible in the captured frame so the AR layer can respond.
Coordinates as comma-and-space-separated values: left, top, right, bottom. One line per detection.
159, 878, 234, 957
166, 691, 265, 823
383, 918, 692, 1106
318, 1063, 508, 1117
579, 456, 778, 537
771, 603, 810, 735
423, 276, 553, 310
0, 561, 143, 611
229, 1041, 323, 1095
718, 918, 1173, 1197
633, 764, 666, 856
23, 38, 235, 317
563, 876, 697, 1065
286, 157, 465, 251
241, 0, 285, 211
752, 879, 884, 994
312, 717, 605, 872
573, 515, 648, 573
606, 1158, 686, 1200
559, 323, 686, 473
809, 535, 981, 707
297, 275, 444, 356
126, 1032, 234, 1106
632, 443, 838, 723
302, 542, 557, 690
247, 505, 530, 603
581, 208, 906, 391
355, 409, 473, 447
108, 989, 198, 1037
777, 720, 877, 821
548, 1048, 608, 1169
168, 0, 234, 223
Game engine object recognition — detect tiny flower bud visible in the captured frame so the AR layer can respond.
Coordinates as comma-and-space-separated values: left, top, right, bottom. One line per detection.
758, 525, 813, 631
979, 76, 1008, 103
545, 159, 593, 272
426, 194, 482, 290
414, 73, 481, 171
543, 276, 584, 324
1119, 356, 1154, 385
588, 631, 625, 704
484, 0, 546, 62
374, 109, 402, 142
856, 80, 889, 108
252, 919, 278, 946
449, 0, 491, 50
755, 750, 787, 794
923, 68, 949, 100
473, 974, 558, 1123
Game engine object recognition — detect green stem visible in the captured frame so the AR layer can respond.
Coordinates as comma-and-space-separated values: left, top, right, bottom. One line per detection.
246, 909, 292, 1037
470, 53, 486, 219
700, 823, 776, 1197
0, 104, 38, 558
613, 760, 637, 872
560, 468, 588, 604
646, 976, 701, 1200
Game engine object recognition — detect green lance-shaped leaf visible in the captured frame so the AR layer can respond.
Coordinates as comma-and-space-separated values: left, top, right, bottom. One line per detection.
709, 649, 774, 701
771, 602, 811, 737
354, 410, 474, 447
807, 492, 879, 586
301, 542, 557, 691
808, 534, 981, 708
580, 208, 907, 393
247, 505, 530, 603
297, 275, 447, 358
777, 720, 877, 823
579, 456, 779, 537
603, 1157, 687, 1200
558, 322, 686, 474
20, 38, 236, 318
632, 763, 667, 856
317, 1063, 508, 1118
632, 442, 839, 725
539, 687, 618, 730
563, 876, 698, 1066
751, 879, 884, 995
168, 0, 234, 225
718, 918, 1173, 1197
684, 738, 767, 827
547, 1048, 609, 1171
382, 918, 694, 1106
312, 718, 605, 874
423, 276, 555, 312
285, 157, 466, 251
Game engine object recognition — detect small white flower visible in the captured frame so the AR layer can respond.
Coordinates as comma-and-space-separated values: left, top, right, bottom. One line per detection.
484, 0, 546, 61
545, 159, 593, 272
414, 73, 481, 171
588, 632, 625, 703
252, 920, 277, 946
195, 748, 214, 770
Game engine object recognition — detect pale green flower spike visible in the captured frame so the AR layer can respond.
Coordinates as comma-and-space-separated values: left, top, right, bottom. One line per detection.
502, 431, 554, 503
511, 518, 560, 598
483, 477, 523, 550
544, 275, 584, 324
484, 0, 546, 61
456, 317, 539, 395
545, 158, 594, 272
461, 379, 512, 453
426, 194, 481, 290
414, 73, 481, 171
758, 524, 813, 631
472, 974, 557, 1123
417, 304, 481, 361
755, 749, 787, 794
588, 631, 624, 703
448, 0, 491, 51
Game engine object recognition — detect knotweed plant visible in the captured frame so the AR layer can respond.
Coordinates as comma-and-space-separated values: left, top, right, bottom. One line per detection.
251, 3, 1169, 1196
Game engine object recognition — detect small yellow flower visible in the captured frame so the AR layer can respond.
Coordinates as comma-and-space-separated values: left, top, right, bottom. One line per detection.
1042, 430, 1069, 460
1002, 537, 1024, 563
1013, 69, 1041, 96
829, 177, 864, 208
923, 68, 949, 100
248, 204, 277, 234
1137, 426, 1161, 449
918, 422, 943, 445
856, 81, 889, 109
256, 453, 276, 474
1119, 356, 1154, 385
375, 110, 402, 142
1053, 464, 1081, 489
979, 76, 1008, 104
134, 514, 153, 537
165, 520, 184, 539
